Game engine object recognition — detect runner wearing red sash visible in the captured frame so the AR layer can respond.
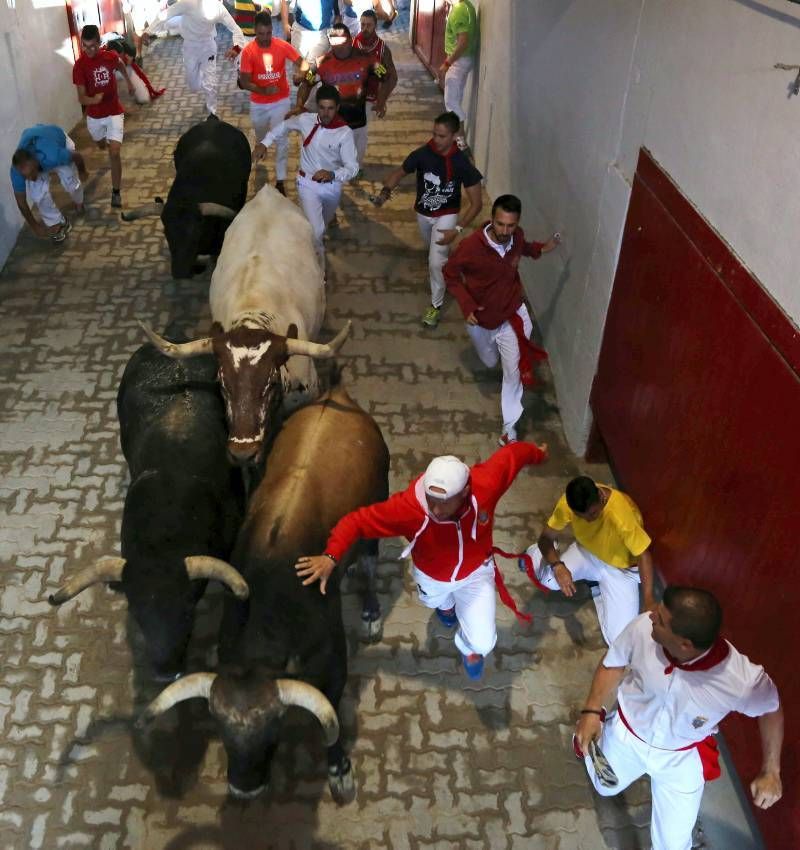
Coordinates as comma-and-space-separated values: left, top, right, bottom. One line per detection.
574, 588, 784, 850
294, 441, 548, 681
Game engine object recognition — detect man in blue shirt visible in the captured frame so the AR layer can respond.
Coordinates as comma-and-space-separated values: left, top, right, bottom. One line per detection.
291, 0, 340, 61
10, 125, 88, 244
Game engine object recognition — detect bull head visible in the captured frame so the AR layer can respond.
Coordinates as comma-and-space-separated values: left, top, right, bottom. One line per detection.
139, 320, 352, 466
136, 671, 338, 798
48, 556, 249, 605
49, 556, 249, 679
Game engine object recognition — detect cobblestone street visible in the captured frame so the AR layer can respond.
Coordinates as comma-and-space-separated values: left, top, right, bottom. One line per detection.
0, 10, 659, 849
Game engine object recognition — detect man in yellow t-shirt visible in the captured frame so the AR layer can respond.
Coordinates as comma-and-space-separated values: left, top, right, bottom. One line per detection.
526, 476, 655, 645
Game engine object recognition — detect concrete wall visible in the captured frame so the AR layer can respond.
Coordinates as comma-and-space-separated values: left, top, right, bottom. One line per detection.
469, 0, 800, 453
0, 0, 81, 267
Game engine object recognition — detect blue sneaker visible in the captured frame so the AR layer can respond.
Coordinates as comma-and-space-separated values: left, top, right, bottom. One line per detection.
462, 653, 484, 680
435, 607, 457, 628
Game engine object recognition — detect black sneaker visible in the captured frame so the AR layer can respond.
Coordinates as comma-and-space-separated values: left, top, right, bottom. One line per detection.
111, 190, 122, 209
51, 220, 72, 243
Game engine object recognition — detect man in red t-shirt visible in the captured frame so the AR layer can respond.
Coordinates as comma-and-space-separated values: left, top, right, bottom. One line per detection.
444, 194, 560, 446
351, 9, 397, 165
294, 442, 548, 681
295, 23, 389, 172
239, 11, 309, 195
72, 25, 134, 209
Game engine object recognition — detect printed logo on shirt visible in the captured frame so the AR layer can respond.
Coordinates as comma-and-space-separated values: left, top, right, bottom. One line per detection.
421, 171, 455, 212
692, 716, 708, 729
257, 53, 282, 82
93, 66, 111, 88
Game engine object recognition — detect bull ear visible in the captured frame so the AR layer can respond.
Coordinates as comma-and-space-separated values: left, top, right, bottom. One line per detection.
286, 323, 298, 340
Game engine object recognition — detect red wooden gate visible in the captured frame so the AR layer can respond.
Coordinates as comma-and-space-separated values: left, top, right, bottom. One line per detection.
591, 148, 799, 848
412, 0, 448, 83
65, 0, 127, 61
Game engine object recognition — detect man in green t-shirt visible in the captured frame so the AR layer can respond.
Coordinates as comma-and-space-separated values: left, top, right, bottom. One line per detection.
439, 0, 477, 144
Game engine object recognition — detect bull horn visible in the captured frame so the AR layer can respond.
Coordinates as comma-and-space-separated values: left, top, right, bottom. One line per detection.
138, 321, 213, 359
136, 672, 217, 727
120, 199, 164, 222
197, 202, 237, 220
275, 679, 339, 746
284, 321, 352, 360
48, 557, 126, 605
184, 556, 249, 600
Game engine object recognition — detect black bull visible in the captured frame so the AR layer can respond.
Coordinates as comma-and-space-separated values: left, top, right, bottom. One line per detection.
138, 384, 390, 801
122, 116, 251, 279
50, 338, 249, 680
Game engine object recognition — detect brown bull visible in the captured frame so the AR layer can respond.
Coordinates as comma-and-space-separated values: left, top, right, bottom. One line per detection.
138, 382, 390, 802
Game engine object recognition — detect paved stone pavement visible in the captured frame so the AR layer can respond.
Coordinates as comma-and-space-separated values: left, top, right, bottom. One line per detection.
0, 8, 685, 850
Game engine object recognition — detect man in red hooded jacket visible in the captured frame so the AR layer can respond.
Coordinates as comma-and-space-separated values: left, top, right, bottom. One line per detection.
295, 440, 547, 680
444, 194, 561, 446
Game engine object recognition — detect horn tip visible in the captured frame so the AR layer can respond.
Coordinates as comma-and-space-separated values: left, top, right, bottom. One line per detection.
155, 197, 164, 205
48, 592, 64, 606
233, 585, 250, 601
134, 712, 153, 730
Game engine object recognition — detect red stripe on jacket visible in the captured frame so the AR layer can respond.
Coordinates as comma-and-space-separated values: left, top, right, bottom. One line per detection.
324, 442, 546, 582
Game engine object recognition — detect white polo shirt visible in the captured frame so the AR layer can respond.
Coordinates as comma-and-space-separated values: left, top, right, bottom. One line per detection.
604, 614, 779, 750
261, 112, 359, 183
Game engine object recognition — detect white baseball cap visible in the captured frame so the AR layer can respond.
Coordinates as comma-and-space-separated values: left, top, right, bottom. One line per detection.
422, 456, 470, 500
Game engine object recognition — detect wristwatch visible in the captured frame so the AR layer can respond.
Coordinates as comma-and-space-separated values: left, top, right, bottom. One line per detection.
455, 225, 464, 233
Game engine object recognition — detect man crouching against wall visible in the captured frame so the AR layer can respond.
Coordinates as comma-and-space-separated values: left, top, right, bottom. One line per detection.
295, 441, 548, 681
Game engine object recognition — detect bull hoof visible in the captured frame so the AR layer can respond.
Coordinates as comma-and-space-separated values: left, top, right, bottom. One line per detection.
360, 608, 383, 643
328, 760, 355, 805
228, 782, 267, 800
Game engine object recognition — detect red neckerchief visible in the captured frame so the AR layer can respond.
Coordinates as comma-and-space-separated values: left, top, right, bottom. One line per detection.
663, 637, 730, 675
303, 115, 348, 146
353, 33, 384, 57
427, 138, 458, 182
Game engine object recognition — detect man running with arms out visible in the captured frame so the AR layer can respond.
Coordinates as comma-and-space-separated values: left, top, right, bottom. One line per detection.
372, 111, 482, 328
10, 125, 88, 244
575, 587, 783, 850
73, 25, 135, 209
239, 11, 309, 195
526, 476, 655, 645
294, 441, 548, 681
444, 194, 561, 446
254, 83, 358, 263
145, 0, 246, 116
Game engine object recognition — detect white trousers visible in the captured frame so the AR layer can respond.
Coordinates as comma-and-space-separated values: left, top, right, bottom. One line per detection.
416, 212, 459, 308
25, 136, 83, 226
466, 303, 532, 436
296, 174, 342, 264
353, 122, 368, 167
290, 22, 329, 62
529, 542, 640, 646
444, 56, 474, 123
184, 39, 218, 113
413, 560, 497, 657
251, 97, 291, 179
586, 712, 705, 850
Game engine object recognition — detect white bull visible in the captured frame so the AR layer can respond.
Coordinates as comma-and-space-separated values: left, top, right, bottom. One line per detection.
141, 184, 351, 465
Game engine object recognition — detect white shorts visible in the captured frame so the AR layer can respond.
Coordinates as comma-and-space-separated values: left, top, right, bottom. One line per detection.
86, 113, 125, 144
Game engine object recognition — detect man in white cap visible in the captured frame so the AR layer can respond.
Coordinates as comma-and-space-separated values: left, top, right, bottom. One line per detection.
295, 440, 548, 680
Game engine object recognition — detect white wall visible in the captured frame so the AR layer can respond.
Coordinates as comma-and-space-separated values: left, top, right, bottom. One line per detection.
0, 0, 82, 266
470, 0, 800, 453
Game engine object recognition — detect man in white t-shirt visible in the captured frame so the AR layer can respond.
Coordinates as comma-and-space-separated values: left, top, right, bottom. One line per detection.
575, 586, 783, 850
253, 83, 358, 264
